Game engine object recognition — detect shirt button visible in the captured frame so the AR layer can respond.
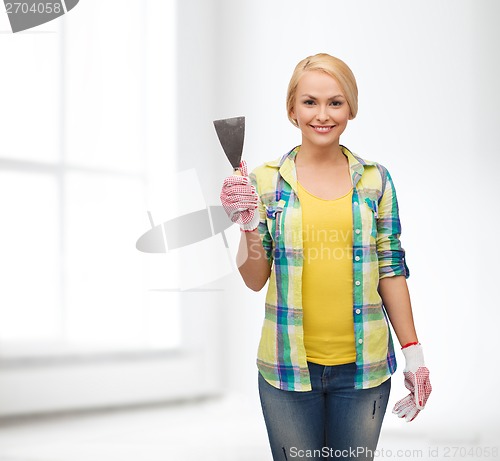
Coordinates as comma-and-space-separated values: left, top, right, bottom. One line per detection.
358, 338, 363, 344
355, 229, 361, 234
356, 309, 361, 314
355, 280, 361, 286
355, 256, 360, 261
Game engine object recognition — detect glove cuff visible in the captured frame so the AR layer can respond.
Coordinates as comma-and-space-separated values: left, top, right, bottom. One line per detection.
240, 210, 260, 232
402, 343, 425, 371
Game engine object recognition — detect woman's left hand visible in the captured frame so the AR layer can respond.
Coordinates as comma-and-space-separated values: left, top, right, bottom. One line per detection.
392, 344, 432, 422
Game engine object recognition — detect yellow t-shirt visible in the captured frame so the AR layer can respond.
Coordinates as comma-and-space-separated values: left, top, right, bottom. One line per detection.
297, 180, 356, 365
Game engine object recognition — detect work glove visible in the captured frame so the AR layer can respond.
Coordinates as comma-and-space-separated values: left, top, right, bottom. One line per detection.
392, 343, 432, 422
220, 160, 260, 232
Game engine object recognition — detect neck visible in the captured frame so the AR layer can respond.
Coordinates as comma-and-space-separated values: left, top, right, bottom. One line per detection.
295, 139, 345, 167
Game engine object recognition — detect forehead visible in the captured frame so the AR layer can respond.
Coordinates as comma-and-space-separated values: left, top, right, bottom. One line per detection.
296, 70, 344, 96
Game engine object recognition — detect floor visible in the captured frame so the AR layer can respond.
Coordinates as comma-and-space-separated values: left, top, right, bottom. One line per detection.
0, 394, 497, 461
0, 394, 269, 461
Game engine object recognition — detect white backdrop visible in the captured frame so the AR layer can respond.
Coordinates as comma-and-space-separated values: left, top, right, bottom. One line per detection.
177, 0, 500, 445
0, 0, 498, 456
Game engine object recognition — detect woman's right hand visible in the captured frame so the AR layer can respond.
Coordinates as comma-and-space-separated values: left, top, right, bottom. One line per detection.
220, 160, 260, 231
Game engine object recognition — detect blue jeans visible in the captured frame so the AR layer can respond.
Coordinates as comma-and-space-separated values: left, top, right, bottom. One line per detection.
258, 362, 391, 461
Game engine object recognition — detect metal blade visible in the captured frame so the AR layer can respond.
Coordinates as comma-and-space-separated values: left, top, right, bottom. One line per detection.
213, 116, 245, 169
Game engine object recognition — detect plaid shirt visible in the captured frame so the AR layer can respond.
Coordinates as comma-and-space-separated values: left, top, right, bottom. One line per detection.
249, 145, 410, 391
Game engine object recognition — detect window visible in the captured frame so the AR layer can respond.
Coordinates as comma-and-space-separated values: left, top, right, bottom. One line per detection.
0, 0, 181, 359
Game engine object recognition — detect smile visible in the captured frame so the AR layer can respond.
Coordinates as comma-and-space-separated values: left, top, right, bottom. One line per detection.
310, 125, 334, 133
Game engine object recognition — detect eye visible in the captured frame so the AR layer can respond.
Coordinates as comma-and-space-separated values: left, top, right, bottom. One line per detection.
303, 99, 316, 105
330, 100, 343, 106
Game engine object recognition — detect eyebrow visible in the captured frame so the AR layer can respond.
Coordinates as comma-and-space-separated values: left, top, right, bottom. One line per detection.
300, 94, 345, 100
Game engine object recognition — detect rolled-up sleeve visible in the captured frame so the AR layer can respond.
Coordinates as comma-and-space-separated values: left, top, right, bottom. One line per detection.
376, 167, 410, 279
249, 169, 274, 266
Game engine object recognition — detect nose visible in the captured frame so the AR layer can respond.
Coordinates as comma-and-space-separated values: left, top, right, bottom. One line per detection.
316, 105, 330, 122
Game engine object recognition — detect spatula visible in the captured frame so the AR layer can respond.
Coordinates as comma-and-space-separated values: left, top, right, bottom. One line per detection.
213, 116, 245, 176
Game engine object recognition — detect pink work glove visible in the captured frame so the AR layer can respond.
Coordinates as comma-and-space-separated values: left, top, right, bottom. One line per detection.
392, 344, 432, 422
220, 160, 260, 232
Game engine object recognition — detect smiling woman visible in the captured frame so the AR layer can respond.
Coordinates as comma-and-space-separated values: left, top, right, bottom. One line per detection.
219, 53, 432, 461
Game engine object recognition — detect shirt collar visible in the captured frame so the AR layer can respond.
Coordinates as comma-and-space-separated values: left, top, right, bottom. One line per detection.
264, 145, 376, 191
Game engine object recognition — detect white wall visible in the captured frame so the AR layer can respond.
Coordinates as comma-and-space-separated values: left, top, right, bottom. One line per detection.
193, 0, 500, 444
0, 0, 228, 418
2, 0, 496, 446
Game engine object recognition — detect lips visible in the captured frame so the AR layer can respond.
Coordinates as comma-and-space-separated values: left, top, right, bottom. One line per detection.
310, 125, 334, 133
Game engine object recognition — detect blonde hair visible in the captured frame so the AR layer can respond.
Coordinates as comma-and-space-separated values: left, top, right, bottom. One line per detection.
286, 53, 358, 127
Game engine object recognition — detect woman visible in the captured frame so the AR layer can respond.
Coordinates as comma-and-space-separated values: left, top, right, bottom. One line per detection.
220, 53, 432, 461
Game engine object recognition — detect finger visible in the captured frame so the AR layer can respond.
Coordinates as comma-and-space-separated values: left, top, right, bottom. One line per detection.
239, 159, 248, 177
405, 406, 420, 422
415, 368, 430, 409
392, 394, 421, 422
403, 371, 415, 392
221, 190, 257, 204
228, 188, 257, 199
230, 204, 258, 214
392, 395, 414, 417
414, 376, 422, 410
414, 381, 423, 410
222, 183, 255, 196
222, 191, 256, 201
416, 381, 432, 410
223, 195, 258, 207
229, 207, 257, 220
239, 210, 257, 224
222, 177, 250, 190
424, 377, 432, 402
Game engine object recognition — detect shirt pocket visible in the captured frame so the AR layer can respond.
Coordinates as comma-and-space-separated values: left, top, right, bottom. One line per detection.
263, 199, 286, 243
360, 198, 378, 243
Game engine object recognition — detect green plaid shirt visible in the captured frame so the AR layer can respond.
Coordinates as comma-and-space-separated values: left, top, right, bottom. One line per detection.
249, 145, 410, 391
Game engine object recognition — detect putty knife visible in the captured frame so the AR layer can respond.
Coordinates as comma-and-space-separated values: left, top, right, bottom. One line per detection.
213, 116, 245, 176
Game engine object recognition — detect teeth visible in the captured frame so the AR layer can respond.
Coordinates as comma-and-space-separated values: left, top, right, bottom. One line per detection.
313, 126, 332, 131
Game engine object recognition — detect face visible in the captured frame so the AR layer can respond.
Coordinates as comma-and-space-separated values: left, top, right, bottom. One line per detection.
290, 70, 351, 150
